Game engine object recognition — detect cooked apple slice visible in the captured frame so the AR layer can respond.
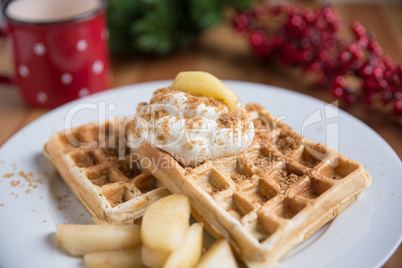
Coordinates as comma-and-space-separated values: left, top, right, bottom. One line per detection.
196, 239, 238, 268
141, 244, 170, 268
163, 223, 203, 268
56, 224, 141, 256
84, 246, 145, 268
171, 71, 239, 110
141, 194, 191, 252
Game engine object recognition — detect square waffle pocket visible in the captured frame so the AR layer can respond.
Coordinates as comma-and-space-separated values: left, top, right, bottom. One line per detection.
44, 120, 169, 225
138, 103, 371, 267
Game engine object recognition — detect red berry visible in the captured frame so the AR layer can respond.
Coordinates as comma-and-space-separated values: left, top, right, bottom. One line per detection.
354, 48, 364, 59
302, 50, 314, 62
378, 79, 388, 90
348, 43, 359, 53
304, 10, 315, 23
358, 37, 369, 48
290, 16, 304, 28
397, 65, 402, 76
383, 55, 395, 70
352, 21, 366, 38
332, 86, 344, 97
365, 78, 378, 90
372, 67, 383, 80
361, 65, 373, 77
340, 51, 352, 63
323, 7, 337, 22
334, 75, 347, 87
363, 91, 375, 105
368, 41, 383, 56
250, 32, 265, 46
390, 85, 398, 94
306, 61, 321, 71
235, 14, 249, 27
300, 38, 310, 48
272, 35, 284, 47
393, 99, 402, 115
383, 70, 393, 80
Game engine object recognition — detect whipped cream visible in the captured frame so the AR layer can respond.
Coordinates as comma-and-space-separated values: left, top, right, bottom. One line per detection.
127, 88, 255, 166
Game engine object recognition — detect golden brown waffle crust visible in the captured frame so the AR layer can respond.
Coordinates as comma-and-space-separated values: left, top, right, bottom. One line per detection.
138, 103, 371, 267
43, 120, 169, 225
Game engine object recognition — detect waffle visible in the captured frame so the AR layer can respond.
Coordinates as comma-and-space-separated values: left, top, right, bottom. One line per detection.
138, 103, 371, 267
43, 119, 169, 225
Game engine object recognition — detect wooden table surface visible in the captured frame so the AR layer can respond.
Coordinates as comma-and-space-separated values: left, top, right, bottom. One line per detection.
0, 2, 401, 267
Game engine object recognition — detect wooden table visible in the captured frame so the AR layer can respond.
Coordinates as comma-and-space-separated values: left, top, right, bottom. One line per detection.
0, 2, 400, 267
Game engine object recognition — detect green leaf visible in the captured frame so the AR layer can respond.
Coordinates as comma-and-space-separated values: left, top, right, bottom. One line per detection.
106, 0, 255, 54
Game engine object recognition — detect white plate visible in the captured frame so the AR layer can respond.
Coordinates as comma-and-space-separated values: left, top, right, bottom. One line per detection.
0, 81, 401, 268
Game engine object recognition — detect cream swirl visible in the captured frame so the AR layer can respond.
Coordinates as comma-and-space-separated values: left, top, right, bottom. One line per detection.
127, 88, 255, 166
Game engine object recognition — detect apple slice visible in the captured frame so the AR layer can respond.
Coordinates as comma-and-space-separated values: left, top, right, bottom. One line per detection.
141, 194, 191, 252
196, 239, 238, 268
141, 244, 170, 268
84, 247, 145, 268
56, 224, 141, 256
171, 71, 239, 110
163, 223, 204, 268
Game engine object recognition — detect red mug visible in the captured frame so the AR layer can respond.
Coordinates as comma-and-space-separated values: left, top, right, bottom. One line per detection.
0, 0, 110, 108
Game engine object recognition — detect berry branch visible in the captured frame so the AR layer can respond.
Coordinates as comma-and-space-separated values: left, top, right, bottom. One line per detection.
234, 4, 402, 116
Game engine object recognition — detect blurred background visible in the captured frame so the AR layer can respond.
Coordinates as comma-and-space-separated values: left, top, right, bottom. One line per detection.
0, 0, 401, 266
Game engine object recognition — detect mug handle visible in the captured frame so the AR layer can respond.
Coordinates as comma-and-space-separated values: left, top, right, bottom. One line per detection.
0, 27, 15, 84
